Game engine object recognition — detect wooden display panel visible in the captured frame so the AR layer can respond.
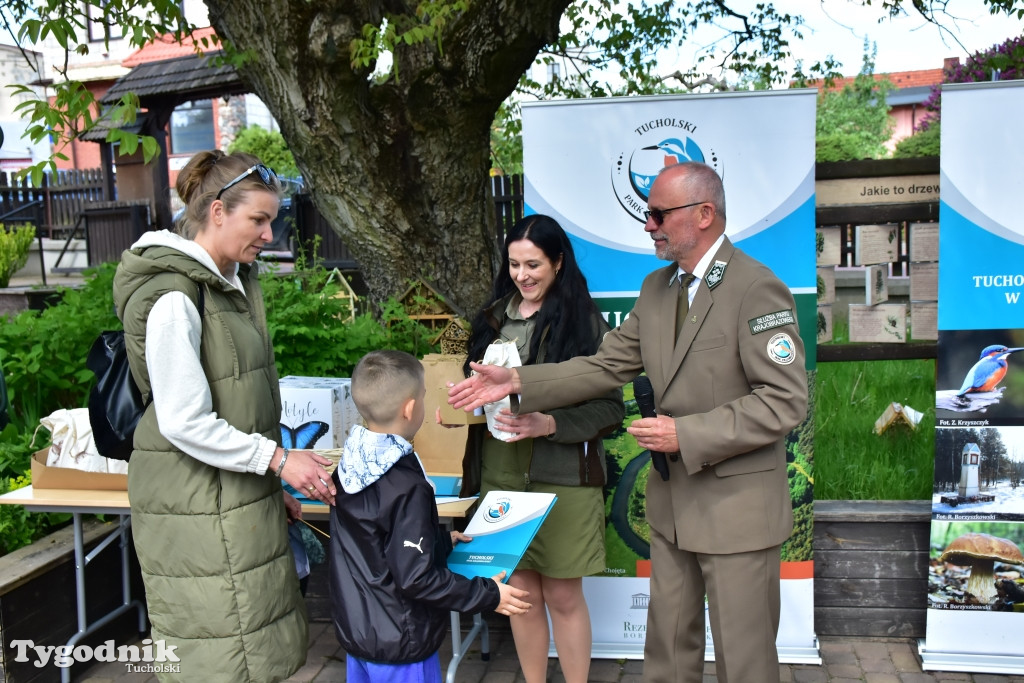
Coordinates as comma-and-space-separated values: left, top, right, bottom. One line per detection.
855, 224, 899, 265
910, 301, 938, 341
816, 227, 842, 266
865, 265, 889, 306
909, 222, 939, 263
817, 266, 835, 304
909, 262, 938, 301
816, 305, 833, 344
849, 304, 907, 343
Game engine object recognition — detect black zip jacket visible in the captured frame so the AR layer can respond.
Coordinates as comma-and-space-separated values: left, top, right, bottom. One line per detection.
329, 454, 500, 663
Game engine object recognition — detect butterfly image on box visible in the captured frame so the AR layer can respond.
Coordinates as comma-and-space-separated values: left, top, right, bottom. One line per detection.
279, 421, 331, 501
280, 421, 330, 450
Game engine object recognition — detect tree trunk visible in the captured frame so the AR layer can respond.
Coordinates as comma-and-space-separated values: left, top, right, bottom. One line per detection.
204, 0, 570, 315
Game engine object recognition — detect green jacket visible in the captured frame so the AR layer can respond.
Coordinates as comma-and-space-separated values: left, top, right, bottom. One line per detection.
113, 244, 306, 682
462, 295, 625, 492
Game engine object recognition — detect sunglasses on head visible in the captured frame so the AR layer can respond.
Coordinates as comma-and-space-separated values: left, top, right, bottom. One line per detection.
643, 200, 708, 226
215, 164, 277, 200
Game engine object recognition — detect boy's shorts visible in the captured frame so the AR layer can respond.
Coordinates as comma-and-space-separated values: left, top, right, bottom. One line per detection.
346, 651, 441, 683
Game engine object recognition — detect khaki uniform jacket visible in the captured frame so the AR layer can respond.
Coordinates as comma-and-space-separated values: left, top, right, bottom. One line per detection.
517, 238, 808, 555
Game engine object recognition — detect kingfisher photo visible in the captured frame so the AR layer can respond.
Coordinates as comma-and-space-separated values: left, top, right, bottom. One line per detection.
936, 329, 1024, 420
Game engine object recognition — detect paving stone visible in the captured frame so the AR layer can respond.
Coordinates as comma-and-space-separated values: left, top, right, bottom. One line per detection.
862, 657, 898, 675
477, 672, 516, 683
828, 663, 866, 678
864, 674, 901, 683
588, 659, 624, 681
824, 649, 862, 667
623, 659, 644, 675
855, 641, 896, 660
310, 658, 345, 682
892, 649, 923, 673
792, 668, 829, 682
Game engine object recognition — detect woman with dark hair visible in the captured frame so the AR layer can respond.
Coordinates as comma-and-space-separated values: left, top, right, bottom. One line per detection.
461, 214, 624, 683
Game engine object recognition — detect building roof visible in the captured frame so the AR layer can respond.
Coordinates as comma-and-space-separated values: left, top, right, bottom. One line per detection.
121, 26, 220, 67
818, 67, 946, 92
100, 50, 244, 105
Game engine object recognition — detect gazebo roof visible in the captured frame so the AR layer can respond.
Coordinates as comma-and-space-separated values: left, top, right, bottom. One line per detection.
99, 50, 245, 107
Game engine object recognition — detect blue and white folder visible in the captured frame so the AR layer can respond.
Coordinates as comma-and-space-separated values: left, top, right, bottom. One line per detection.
448, 490, 557, 581
428, 474, 463, 497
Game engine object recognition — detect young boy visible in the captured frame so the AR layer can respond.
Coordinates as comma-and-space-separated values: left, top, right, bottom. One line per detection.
330, 350, 531, 682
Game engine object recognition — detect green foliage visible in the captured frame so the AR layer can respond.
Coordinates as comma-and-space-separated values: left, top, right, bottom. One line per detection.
814, 44, 894, 163
349, 1, 471, 81
262, 252, 441, 378
490, 101, 523, 176
0, 223, 36, 288
0, 263, 119, 432
0, 473, 70, 555
0, 423, 70, 555
781, 502, 813, 562
918, 35, 1024, 131
227, 126, 300, 178
815, 359, 936, 500
893, 123, 941, 159
3, 0, 190, 180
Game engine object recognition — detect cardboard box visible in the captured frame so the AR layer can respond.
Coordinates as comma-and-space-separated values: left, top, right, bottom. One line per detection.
279, 376, 361, 451
422, 355, 486, 427
30, 450, 128, 490
416, 354, 482, 476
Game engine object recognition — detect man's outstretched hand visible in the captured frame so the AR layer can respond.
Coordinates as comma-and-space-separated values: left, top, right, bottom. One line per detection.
447, 362, 520, 412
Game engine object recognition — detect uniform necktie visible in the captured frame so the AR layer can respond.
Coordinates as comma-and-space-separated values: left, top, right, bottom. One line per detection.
675, 273, 696, 336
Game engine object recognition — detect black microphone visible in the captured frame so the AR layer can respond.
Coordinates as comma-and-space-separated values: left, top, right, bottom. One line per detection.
633, 376, 669, 481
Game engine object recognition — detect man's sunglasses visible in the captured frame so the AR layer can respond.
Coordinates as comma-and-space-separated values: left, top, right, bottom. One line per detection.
215, 164, 277, 200
643, 200, 708, 226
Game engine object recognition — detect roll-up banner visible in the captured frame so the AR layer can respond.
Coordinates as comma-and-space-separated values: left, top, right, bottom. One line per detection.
521, 90, 819, 663
924, 80, 1024, 675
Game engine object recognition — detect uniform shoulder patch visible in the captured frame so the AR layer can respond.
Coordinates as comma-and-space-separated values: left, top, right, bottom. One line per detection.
705, 260, 727, 290
748, 309, 796, 335
767, 333, 796, 365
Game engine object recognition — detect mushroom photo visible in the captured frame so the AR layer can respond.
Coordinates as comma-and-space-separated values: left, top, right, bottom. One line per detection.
939, 532, 1024, 604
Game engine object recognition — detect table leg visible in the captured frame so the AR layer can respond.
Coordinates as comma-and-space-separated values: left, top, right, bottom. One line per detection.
62, 513, 147, 683
446, 612, 490, 683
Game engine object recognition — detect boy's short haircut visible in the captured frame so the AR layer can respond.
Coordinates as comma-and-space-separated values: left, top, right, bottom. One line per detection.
351, 350, 425, 426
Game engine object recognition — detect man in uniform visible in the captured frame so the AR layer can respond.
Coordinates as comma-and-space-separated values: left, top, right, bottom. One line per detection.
449, 161, 808, 682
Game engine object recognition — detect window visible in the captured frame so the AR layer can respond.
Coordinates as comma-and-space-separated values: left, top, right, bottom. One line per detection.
170, 100, 215, 155
547, 62, 561, 84
85, 1, 123, 43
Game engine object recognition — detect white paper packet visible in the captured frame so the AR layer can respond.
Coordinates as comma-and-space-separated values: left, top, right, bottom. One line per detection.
479, 341, 522, 442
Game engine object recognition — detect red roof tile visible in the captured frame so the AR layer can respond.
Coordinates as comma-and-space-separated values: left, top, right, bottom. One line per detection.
806, 65, 951, 92
121, 26, 220, 67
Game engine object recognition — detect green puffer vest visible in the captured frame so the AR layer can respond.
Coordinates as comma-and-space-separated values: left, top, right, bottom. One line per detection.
113, 246, 307, 682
